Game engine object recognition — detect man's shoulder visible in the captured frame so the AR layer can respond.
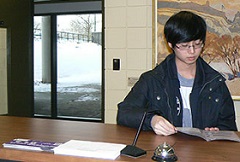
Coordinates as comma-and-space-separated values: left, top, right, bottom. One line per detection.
139, 53, 174, 81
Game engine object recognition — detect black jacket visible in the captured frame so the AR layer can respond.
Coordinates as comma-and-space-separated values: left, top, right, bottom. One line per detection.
117, 54, 237, 131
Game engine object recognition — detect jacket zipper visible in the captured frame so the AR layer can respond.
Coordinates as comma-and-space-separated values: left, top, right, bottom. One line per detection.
199, 74, 222, 95
164, 88, 174, 124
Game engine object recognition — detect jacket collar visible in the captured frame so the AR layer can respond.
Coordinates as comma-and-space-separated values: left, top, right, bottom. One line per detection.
152, 53, 177, 81
152, 53, 223, 87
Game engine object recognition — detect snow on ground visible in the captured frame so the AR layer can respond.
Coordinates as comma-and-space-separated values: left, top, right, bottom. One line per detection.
34, 40, 102, 94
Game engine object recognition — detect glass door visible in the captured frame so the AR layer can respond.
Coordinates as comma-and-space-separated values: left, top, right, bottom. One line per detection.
34, 16, 51, 117
34, 14, 102, 121
56, 14, 102, 120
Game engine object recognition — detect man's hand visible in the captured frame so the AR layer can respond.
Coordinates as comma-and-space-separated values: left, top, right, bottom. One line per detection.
151, 115, 177, 136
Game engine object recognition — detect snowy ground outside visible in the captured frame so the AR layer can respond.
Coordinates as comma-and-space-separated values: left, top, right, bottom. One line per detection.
34, 39, 102, 119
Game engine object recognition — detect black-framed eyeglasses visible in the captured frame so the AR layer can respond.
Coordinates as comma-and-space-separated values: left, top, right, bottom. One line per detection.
175, 42, 204, 51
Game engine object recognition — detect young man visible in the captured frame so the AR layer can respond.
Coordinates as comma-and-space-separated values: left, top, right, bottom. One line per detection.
117, 11, 237, 136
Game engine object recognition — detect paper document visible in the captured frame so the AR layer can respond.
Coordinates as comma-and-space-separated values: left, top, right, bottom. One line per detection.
177, 127, 240, 142
53, 140, 126, 160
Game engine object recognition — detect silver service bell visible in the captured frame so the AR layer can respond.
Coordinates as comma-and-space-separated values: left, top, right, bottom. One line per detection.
152, 142, 178, 162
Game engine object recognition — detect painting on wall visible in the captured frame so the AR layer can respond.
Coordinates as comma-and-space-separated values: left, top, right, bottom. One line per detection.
153, 0, 240, 99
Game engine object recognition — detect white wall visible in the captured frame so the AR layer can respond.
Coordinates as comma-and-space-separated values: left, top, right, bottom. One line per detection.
0, 28, 8, 114
104, 0, 240, 130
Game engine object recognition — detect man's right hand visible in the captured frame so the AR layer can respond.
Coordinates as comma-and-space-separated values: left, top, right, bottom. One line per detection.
151, 115, 177, 136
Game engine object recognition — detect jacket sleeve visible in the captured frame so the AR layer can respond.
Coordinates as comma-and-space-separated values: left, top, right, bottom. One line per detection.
217, 83, 238, 131
117, 73, 155, 130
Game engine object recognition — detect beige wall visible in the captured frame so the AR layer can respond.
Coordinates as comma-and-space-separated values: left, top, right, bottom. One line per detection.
235, 102, 240, 130
104, 0, 153, 124
104, 0, 240, 130
0, 28, 8, 114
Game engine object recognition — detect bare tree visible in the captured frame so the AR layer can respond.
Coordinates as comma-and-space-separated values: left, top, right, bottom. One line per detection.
201, 32, 221, 63
70, 15, 94, 42
202, 33, 240, 79
34, 18, 41, 39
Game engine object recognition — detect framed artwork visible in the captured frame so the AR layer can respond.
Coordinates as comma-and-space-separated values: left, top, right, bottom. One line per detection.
152, 0, 240, 100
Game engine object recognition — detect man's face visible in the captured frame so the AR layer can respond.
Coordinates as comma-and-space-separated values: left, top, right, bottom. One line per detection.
169, 39, 203, 66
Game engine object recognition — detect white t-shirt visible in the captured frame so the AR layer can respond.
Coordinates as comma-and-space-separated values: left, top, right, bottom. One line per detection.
178, 73, 194, 127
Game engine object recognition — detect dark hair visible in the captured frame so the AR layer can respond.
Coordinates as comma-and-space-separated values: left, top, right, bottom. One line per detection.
164, 11, 207, 47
